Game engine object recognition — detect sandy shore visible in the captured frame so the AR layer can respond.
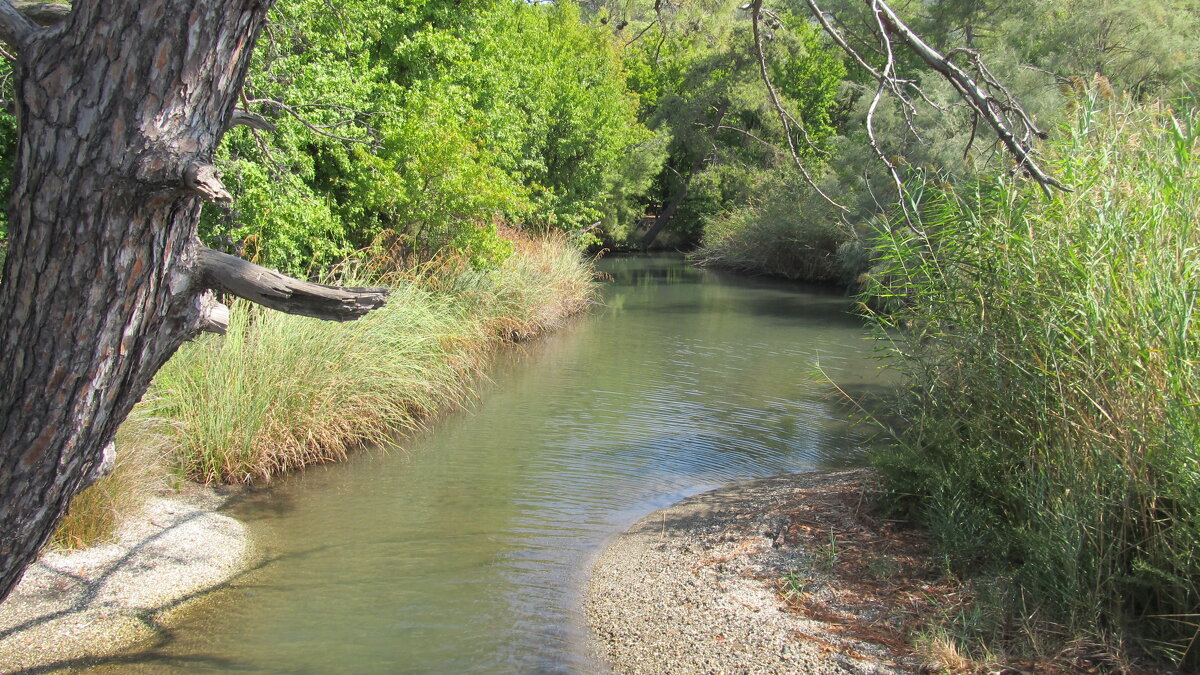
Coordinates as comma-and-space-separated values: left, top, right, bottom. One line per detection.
3, 470, 930, 673
587, 470, 919, 674
0, 486, 252, 673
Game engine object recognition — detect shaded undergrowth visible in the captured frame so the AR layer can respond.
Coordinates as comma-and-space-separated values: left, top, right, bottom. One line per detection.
692, 172, 866, 284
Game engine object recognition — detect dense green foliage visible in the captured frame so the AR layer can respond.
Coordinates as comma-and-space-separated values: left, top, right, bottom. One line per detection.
612, 0, 847, 251
198, 0, 657, 274
866, 100, 1200, 665
0, 0, 1196, 269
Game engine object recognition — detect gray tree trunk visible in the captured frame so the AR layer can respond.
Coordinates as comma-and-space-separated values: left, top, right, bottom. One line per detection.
0, 0, 384, 602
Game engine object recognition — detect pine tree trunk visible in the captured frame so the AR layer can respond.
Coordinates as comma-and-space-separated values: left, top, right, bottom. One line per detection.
0, 0, 274, 600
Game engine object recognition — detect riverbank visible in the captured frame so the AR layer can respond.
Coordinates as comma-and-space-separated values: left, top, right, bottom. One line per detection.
588, 467, 1182, 674
588, 470, 937, 674
0, 485, 249, 672
55, 231, 597, 541
0, 233, 599, 670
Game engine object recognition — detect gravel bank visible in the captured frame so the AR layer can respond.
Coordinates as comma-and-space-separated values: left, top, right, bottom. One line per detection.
587, 470, 913, 674
0, 486, 251, 673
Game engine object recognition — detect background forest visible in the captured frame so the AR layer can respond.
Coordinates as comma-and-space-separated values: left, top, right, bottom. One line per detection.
2, 0, 1194, 281
1, 0, 1199, 669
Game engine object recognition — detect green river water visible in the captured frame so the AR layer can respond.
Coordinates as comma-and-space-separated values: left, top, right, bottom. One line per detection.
100, 255, 883, 674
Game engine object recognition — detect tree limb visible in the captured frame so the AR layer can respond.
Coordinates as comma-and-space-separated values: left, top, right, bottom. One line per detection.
749, 0, 849, 213
183, 162, 233, 204
225, 109, 277, 133
0, 1, 40, 48
863, 0, 906, 197
244, 97, 376, 145
870, 0, 1067, 196
800, 0, 881, 80
198, 290, 230, 334
198, 247, 390, 321
12, 1, 68, 26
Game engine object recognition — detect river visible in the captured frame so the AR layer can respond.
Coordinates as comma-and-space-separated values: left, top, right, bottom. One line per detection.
102, 255, 882, 674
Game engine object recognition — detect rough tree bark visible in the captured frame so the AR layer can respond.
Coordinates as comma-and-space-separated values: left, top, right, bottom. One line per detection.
0, 0, 385, 601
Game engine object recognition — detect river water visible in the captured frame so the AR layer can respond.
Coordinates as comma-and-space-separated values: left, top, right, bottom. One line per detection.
104, 255, 881, 674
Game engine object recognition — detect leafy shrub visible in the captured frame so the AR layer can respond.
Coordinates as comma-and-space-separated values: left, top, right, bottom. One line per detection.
694, 169, 858, 283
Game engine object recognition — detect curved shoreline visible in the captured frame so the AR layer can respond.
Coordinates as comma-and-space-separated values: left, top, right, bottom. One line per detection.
0, 485, 251, 673
586, 470, 914, 674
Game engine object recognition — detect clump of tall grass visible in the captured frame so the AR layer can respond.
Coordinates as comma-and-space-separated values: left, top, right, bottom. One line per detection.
865, 99, 1200, 666
147, 230, 595, 484
156, 281, 485, 484
453, 227, 598, 340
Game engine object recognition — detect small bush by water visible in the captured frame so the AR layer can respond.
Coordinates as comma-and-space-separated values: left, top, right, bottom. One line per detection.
865, 100, 1200, 667
52, 232, 596, 541
693, 172, 864, 284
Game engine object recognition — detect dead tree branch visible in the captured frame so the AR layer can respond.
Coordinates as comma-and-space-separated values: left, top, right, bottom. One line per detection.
226, 109, 277, 133
870, 0, 1066, 196
12, 2, 67, 26
184, 163, 233, 204
198, 247, 390, 322
0, 1, 39, 48
245, 97, 376, 145
788, 0, 1068, 198
749, 0, 849, 213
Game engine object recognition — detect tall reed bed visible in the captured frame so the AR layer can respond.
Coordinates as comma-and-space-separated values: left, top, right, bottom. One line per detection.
451, 228, 598, 340
53, 231, 597, 540
865, 100, 1200, 666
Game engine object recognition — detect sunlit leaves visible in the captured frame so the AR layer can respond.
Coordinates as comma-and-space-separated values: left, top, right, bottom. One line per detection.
203, 0, 658, 273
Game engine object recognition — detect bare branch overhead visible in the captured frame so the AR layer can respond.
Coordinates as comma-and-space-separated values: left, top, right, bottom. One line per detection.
748, 0, 849, 212
784, 0, 1068, 197
226, 108, 277, 133
198, 247, 390, 322
245, 97, 377, 145
870, 0, 1067, 196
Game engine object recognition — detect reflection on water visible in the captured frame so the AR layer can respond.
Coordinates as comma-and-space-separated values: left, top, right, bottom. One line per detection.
99, 256, 883, 674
